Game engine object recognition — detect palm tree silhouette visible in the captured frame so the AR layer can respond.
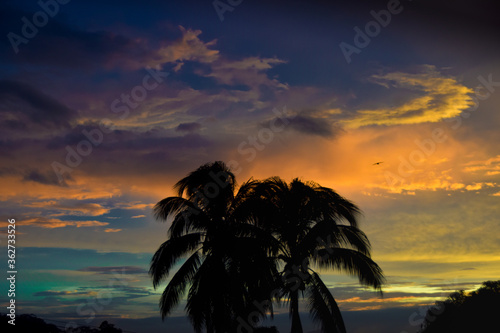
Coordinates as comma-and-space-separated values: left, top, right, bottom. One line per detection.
149, 161, 279, 332
150, 162, 383, 333
244, 177, 384, 333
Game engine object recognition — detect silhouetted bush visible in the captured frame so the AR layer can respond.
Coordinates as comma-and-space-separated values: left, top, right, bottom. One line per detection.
0, 314, 123, 333
419, 280, 500, 333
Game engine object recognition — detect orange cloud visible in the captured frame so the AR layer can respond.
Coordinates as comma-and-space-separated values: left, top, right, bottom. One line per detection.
1, 217, 109, 229
49, 202, 111, 216
152, 26, 219, 70
118, 202, 155, 210
339, 296, 422, 304
463, 155, 500, 176
104, 228, 122, 232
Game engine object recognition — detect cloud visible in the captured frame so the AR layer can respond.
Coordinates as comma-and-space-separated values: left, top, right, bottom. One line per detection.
286, 115, 337, 138
117, 202, 154, 210
34, 290, 96, 297
78, 266, 148, 275
377, 179, 497, 194
342, 66, 473, 128
154, 26, 219, 70
10, 217, 109, 228
24, 200, 111, 216
131, 215, 146, 219
104, 228, 122, 233
0, 80, 75, 131
464, 155, 500, 176
206, 56, 287, 88
0, 8, 217, 72
22, 169, 71, 187
465, 182, 496, 191
50, 202, 111, 216
175, 122, 201, 132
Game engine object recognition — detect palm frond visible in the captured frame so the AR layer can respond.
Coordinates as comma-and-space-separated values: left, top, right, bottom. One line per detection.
301, 223, 371, 256
153, 197, 196, 221
159, 252, 202, 319
313, 248, 385, 292
149, 233, 203, 288
174, 161, 236, 198
307, 271, 346, 333
168, 209, 210, 238
316, 186, 362, 227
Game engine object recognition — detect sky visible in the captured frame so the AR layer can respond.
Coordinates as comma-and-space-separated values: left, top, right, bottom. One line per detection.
0, 0, 499, 332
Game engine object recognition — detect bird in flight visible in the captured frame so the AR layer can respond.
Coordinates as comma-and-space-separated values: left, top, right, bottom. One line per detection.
372, 161, 383, 165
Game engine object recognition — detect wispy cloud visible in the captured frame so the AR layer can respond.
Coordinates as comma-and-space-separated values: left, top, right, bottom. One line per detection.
154, 26, 219, 71
104, 228, 122, 233
34, 290, 97, 297
342, 66, 473, 128
463, 155, 500, 176
0, 80, 75, 137
78, 266, 148, 275
51, 202, 111, 216
6, 217, 109, 228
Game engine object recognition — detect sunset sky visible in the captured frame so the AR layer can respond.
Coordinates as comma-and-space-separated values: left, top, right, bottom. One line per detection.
1, 0, 499, 332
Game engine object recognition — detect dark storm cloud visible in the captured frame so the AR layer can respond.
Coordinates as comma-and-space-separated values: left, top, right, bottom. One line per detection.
46, 123, 211, 152
273, 114, 340, 138
0, 3, 152, 69
0, 80, 74, 128
175, 122, 202, 132
288, 115, 333, 137
23, 169, 70, 187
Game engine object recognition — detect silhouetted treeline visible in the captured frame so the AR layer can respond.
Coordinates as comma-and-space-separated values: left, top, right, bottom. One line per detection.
0, 314, 122, 333
419, 280, 500, 333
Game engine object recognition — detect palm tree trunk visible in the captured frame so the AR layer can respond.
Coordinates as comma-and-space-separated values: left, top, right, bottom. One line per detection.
290, 290, 303, 333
